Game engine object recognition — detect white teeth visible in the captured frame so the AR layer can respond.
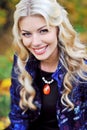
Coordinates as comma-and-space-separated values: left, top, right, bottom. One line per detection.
34, 47, 46, 53
35, 47, 45, 52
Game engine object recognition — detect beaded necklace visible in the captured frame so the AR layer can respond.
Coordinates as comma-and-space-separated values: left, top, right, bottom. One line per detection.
42, 76, 54, 95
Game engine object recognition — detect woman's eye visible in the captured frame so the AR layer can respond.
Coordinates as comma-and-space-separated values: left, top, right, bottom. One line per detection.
40, 29, 49, 34
22, 33, 31, 38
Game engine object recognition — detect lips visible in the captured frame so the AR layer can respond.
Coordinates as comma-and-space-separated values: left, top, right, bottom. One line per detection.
33, 46, 47, 55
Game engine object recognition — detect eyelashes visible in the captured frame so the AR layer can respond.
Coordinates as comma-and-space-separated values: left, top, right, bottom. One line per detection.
22, 32, 31, 37
21, 29, 49, 38
40, 29, 49, 34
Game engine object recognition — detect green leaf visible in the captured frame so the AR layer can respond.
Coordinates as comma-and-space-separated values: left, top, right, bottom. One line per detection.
0, 56, 12, 80
0, 95, 10, 117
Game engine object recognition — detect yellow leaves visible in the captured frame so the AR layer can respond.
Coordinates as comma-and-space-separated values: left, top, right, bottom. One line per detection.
0, 78, 11, 96
8, 0, 19, 10
82, 1, 87, 6
70, 12, 79, 23
0, 117, 10, 130
79, 32, 87, 44
0, 9, 7, 26
0, 78, 11, 129
0, 122, 4, 130
0, 17, 6, 26
1, 78, 11, 88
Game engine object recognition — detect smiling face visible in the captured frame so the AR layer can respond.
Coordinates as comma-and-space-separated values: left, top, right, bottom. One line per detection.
19, 15, 58, 63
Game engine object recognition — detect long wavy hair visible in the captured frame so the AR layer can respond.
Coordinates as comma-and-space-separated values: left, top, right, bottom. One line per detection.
12, 0, 87, 110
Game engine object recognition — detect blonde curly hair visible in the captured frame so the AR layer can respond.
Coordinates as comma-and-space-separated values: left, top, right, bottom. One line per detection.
12, 0, 87, 110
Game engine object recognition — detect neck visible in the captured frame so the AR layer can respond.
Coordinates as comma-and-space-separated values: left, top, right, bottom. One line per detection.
40, 50, 59, 72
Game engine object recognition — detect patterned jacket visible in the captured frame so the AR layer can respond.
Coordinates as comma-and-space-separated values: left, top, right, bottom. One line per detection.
8, 55, 87, 130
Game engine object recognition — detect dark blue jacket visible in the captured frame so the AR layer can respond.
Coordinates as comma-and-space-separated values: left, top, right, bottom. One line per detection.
8, 55, 87, 130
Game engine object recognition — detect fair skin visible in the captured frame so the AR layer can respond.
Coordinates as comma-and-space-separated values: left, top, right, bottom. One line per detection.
19, 15, 59, 72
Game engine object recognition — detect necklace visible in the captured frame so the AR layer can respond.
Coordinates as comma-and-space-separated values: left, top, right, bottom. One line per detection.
42, 77, 54, 95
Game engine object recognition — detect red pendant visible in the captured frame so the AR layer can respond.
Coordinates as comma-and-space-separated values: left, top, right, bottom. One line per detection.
43, 84, 51, 95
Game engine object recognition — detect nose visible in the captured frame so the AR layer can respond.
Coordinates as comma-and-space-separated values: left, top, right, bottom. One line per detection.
32, 33, 41, 47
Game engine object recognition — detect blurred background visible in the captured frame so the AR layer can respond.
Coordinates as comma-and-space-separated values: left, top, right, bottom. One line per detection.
0, 0, 87, 129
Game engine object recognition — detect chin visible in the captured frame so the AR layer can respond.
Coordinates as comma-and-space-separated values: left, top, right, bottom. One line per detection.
35, 55, 47, 61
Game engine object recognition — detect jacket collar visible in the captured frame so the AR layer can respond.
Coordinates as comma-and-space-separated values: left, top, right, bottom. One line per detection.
25, 55, 66, 89
25, 55, 39, 79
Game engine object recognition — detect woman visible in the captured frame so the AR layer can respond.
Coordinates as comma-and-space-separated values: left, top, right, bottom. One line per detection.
5, 0, 87, 129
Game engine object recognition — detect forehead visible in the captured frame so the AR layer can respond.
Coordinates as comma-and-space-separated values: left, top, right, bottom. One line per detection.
19, 15, 47, 30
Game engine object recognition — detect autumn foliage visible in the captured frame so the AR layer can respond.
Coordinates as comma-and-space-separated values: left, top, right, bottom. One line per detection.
0, 0, 87, 129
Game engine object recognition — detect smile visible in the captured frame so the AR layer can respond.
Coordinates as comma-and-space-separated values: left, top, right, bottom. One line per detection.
33, 46, 47, 55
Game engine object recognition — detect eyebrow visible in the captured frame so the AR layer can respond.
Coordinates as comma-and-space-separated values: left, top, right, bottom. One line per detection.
37, 25, 47, 31
21, 25, 47, 32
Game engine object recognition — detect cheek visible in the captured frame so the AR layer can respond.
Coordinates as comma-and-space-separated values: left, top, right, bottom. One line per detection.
46, 34, 57, 45
45, 29, 58, 45
22, 38, 30, 47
